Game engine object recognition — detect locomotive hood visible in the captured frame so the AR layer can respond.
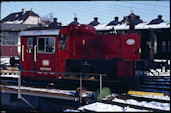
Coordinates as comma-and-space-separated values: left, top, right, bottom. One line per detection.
59, 24, 96, 35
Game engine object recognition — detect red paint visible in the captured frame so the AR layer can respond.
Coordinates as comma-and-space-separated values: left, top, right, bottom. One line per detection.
60, 24, 140, 61
117, 60, 133, 78
20, 35, 67, 81
20, 24, 140, 81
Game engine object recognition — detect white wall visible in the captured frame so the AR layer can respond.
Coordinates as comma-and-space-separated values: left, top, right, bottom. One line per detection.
23, 16, 43, 24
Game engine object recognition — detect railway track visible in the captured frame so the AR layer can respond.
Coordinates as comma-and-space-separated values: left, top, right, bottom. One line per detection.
1, 64, 170, 92
79, 93, 170, 112
139, 75, 170, 94
100, 100, 168, 112
1, 69, 170, 94
1, 75, 170, 95
1, 77, 170, 112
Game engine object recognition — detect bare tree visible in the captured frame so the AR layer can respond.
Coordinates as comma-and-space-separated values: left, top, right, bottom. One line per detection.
41, 12, 54, 24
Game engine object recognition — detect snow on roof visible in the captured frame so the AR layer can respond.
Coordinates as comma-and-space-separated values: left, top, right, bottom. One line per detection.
1, 11, 40, 24
4, 20, 24, 24
95, 22, 170, 31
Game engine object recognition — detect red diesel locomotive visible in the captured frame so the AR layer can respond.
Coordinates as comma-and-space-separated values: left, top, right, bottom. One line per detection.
18, 24, 140, 92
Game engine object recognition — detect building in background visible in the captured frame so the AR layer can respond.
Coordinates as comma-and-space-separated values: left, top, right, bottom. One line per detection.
0, 23, 42, 57
1, 8, 44, 25
0, 8, 45, 57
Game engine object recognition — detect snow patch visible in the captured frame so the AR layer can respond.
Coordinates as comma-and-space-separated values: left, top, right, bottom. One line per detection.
112, 98, 170, 111
0, 58, 10, 65
63, 109, 79, 112
4, 20, 23, 24
78, 102, 147, 112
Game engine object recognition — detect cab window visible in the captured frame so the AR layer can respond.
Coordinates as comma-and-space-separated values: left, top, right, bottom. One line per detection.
26, 37, 34, 53
37, 37, 55, 53
58, 33, 67, 50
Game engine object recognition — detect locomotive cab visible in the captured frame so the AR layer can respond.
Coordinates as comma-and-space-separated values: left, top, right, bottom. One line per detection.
19, 27, 69, 81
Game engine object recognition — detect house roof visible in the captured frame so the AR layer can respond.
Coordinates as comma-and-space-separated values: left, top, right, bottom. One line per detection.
1, 11, 40, 24
94, 22, 170, 31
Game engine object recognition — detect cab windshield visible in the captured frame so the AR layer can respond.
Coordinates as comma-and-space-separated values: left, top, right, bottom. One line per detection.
37, 37, 55, 53
58, 33, 67, 50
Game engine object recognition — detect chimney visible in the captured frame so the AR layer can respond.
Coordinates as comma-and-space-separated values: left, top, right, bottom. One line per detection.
129, 19, 135, 33
137, 16, 140, 19
158, 15, 162, 19
74, 17, 78, 21
94, 17, 98, 21
53, 18, 57, 23
58, 22, 62, 27
115, 17, 118, 20
22, 8, 26, 15
30, 8, 33, 15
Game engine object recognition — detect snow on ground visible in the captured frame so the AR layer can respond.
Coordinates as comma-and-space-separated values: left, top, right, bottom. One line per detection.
148, 69, 170, 76
0, 74, 19, 78
153, 59, 169, 63
77, 93, 170, 112
132, 94, 170, 101
78, 102, 147, 112
112, 98, 170, 111
0, 58, 10, 65
1, 57, 20, 65
63, 109, 79, 112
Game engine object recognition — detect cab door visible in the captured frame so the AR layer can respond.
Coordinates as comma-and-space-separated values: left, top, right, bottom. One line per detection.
22, 37, 35, 78
35, 36, 58, 81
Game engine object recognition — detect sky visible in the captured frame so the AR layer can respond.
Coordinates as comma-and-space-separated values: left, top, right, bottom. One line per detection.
1, 1, 170, 25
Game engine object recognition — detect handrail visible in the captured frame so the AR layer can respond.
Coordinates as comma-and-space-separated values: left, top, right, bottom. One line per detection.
34, 45, 37, 62
22, 45, 24, 61
16, 70, 106, 104
18, 71, 37, 110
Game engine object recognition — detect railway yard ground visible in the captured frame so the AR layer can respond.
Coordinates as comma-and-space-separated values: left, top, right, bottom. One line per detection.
0, 57, 170, 112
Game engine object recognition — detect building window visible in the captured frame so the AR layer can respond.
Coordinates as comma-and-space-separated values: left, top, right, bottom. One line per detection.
1, 32, 18, 46
37, 37, 55, 53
